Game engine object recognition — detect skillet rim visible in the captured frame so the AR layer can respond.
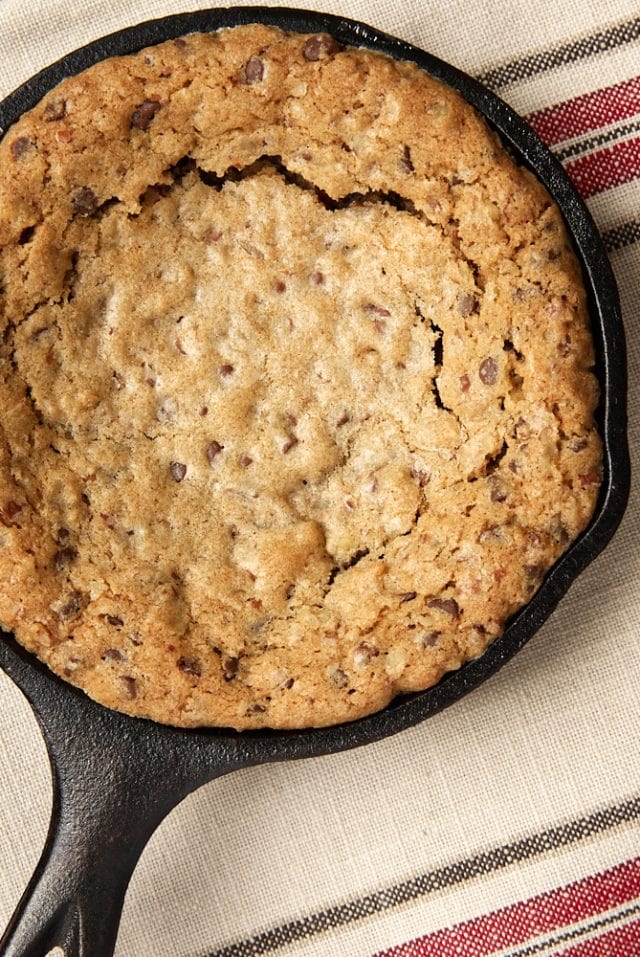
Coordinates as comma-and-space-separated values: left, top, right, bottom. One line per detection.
0, 5, 630, 763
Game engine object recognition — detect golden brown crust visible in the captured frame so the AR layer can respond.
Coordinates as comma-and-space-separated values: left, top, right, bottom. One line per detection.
0, 26, 601, 728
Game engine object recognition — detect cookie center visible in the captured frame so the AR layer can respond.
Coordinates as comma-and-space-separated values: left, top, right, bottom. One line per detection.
15, 164, 477, 615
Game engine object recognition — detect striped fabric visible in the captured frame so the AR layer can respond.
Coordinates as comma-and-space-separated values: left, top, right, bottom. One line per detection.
0, 4, 638, 957
204, 798, 640, 957
526, 78, 640, 199
380, 857, 640, 956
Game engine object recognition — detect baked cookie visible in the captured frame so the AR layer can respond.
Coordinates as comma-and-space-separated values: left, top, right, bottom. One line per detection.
0, 25, 601, 728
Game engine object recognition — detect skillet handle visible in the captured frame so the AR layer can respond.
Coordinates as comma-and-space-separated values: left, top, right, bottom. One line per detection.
0, 641, 249, 957
0, 733, 243, 957
0, 791, 144, 957
0, 745, 243, 957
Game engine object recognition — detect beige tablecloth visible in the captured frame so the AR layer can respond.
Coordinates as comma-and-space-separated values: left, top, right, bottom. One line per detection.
1, 1, 639, 955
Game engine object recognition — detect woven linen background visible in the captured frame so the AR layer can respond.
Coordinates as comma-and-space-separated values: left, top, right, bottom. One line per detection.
0, 1, 639, 955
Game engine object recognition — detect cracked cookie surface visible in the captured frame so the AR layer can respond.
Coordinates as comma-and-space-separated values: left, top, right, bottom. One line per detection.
0, 25, 601, 728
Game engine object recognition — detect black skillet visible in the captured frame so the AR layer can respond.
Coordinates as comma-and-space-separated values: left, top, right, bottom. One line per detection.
0, 7, 630, 956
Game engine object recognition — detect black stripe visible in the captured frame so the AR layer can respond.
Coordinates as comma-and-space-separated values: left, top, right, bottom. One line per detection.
602, 219, 640, 252
205, 794, 640, 957
555, 119, 640, 163
505, 901, 640, 957
477, 17, 640, 90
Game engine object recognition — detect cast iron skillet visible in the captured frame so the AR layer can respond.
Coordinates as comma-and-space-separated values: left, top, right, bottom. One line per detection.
0, 7, 630, 956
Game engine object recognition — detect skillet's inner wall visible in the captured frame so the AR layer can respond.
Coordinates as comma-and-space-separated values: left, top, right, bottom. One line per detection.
0, 25, 600, 729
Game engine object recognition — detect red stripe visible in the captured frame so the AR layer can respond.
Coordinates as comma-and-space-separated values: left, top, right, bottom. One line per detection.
526, 77, 640, 146
558, 915, 640, 956
564, 136, 640, 197
376, 856, 640, 957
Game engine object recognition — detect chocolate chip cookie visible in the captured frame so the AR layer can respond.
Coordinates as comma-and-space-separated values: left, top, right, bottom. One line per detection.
0, 25, 601, 728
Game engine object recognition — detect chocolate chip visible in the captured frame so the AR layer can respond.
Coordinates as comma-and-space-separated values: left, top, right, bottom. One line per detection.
427, 597, 460, 618
106, 615, 123, 628
54, 547, 77, 571
365, 303, 391, 317
330, 667, 349, 688
178, 656, 202, 677
239, 455, 253, 468
120, 675, 137, 699
222, 655, 239, 681
400, 591, 417, 603
206, 440, 223, 463
170, 461, 187, 482
102, 648, 124, 662
410, 466, 430, 487
57, 526, 70, 543
219, 363, 234, 377
303, 33, 342, 61
3, 500, 23, 520
72, 187, 99, 217
311, 270, 325, 285
246, 702, 266, 715
459, 293, 479, 317
56, 591, 83, 621
199, 406, 208, 417
274, 280, 286, 293
419, 630, 440, 648
488, 476, 508, 503
243, 55, 264, 84
399, 144, 414, 173
43, 100, 66, 122
524, 563, 544, 581
459, 374, 471, 393
11, 137, 33, 160
569, 437, 588, 452
131, 99, 162, 131
579, 472, 600, 487
282, 437, 298, 454
479, 357, 498, 385
336, 413, 350, 427
354, 642, 380, 666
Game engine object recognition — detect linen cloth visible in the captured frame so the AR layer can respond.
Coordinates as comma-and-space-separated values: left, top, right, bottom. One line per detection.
0, 0, 639, 954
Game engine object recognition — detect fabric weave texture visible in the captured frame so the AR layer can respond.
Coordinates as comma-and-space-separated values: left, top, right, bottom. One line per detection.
0, 1, 639, 955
